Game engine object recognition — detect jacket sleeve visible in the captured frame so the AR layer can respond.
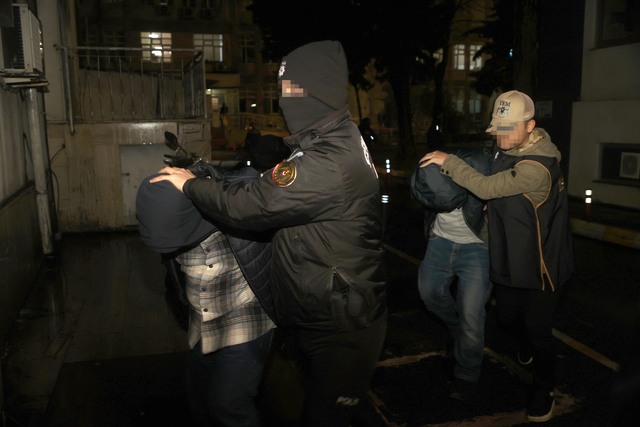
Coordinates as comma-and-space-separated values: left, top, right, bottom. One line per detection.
183, 152, 346, 231
441, 154, 551, 204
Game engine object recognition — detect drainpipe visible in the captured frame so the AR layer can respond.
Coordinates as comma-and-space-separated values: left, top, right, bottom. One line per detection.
25, 88, 54, 255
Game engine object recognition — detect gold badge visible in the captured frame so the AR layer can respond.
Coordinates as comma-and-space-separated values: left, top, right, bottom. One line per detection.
272, 160, 297, 187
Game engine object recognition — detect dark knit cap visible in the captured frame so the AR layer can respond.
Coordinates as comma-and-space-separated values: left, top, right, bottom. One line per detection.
135, 173, 216, 253
278, 40, 348, 111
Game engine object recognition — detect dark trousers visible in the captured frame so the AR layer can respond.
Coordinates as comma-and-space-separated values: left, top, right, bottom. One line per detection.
294, 312, 387, 427
187, 329, 274, 427
494, 285, 560, 392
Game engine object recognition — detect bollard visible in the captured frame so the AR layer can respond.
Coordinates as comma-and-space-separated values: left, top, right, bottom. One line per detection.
381, 193, 389, 238
584, 189, 592, 221
385, 159, 391, 189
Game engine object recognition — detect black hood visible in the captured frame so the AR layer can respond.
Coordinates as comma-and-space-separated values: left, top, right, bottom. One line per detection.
277, 40, 348, 134
136, 173, 216, 254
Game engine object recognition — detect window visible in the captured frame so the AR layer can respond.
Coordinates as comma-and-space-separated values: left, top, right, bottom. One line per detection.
80, 28, 99, 46
451, 87, 465, 113
453, 44, 465, 70
103, 29, 125, 47
469, 44, 482, 71
140, 32, 172, 63
193, 34, 223, 62
468, 94, 481, 115
598, 0, 640, 46
240, 32, 256, 63
239, 88, 256, 113
263, 84, 278, 114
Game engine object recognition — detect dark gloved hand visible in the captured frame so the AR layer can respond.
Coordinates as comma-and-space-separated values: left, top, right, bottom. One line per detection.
188, 161, 224, 179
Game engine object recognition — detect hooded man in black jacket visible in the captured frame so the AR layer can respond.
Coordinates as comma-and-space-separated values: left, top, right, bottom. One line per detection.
136, 166, 276, 427
148, 40, 387, 427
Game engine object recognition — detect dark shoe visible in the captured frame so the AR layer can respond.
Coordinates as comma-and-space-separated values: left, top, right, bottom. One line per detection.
526, 390, 555, 422
448, 378, 476, 401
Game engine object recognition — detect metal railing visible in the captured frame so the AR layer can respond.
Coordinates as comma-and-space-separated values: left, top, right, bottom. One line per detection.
58, 46, 206, 131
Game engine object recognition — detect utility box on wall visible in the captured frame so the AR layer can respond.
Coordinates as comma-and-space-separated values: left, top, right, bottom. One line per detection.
0, 3, 47, 88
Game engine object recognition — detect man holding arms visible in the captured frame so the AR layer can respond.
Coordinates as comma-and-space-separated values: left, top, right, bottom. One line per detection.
420, 90, 574, 423
148, 40, 387, 427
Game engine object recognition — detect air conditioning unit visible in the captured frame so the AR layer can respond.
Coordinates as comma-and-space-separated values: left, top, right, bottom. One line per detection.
0, 4, 43, 75
619, 152, 640, 180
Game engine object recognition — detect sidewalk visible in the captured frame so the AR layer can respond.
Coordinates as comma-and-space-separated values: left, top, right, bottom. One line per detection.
568, 198, 640, 249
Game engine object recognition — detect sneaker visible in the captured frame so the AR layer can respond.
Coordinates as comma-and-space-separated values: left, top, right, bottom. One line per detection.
517, 349, 533, 366
448, 378, 476, 401
526, 390, 555, 422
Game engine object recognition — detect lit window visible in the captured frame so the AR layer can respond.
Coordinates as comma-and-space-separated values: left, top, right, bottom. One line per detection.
140, 31, 172, 63
453, 44, 466, 70
469, 44, 482, 71
193, 34, 223, 62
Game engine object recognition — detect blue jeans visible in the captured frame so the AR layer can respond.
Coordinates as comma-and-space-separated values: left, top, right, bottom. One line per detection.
187, 329, 274, 427
418, 234, 491, 382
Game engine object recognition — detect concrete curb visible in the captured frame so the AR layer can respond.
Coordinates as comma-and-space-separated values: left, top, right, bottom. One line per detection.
570, 218, 640, 249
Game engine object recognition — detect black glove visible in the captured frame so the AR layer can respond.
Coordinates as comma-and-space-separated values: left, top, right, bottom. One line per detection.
188, 161, 224, 179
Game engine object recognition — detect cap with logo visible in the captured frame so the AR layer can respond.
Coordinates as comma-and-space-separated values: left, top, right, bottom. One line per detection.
486, 90, 535, 134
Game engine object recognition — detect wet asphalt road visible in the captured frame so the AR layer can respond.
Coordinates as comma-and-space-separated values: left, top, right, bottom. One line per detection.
8, 159, 637, 427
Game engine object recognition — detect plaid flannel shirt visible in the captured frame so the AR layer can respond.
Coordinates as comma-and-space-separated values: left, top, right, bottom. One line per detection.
177, 231, 275, 354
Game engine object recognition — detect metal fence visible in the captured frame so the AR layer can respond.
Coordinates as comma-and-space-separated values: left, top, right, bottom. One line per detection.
59, 46, 206, 128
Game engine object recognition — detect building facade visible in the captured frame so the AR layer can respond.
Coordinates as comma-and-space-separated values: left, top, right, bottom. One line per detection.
568, 0, 640, 209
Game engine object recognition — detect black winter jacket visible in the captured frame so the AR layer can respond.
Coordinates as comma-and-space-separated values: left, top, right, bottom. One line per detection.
410, 147, 492, 241
488, 152, 574, 291
184, 107, 387, 332
164, 165, 277, 323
